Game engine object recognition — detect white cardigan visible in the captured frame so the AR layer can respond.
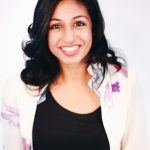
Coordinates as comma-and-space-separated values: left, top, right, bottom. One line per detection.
0, 63, 148, 150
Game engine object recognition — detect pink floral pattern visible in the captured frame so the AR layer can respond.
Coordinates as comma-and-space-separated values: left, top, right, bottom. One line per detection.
114, 64, 128, 78
111, 81, 120, 92
1, 103, 19, 127
121, 64, 128, 78
22, 138, 32, 150
104, 82, 112, 105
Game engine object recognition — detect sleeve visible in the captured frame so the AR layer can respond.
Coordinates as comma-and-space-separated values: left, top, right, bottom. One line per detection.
0, 77, 24, 150
121, 68, 148, 150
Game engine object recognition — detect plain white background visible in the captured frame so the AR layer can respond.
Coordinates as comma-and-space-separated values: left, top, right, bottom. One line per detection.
0, 0, 150, 149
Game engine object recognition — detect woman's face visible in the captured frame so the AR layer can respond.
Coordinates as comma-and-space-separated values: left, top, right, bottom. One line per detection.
48, 0, 92, 66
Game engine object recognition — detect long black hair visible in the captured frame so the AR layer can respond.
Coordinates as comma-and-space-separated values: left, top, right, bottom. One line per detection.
21, 0, 124, 88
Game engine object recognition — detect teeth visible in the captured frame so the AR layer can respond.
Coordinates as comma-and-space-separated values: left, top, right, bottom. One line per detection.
61, 46, 79, 52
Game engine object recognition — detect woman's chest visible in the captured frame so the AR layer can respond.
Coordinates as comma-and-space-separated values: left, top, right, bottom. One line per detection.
50, 85, 101, 114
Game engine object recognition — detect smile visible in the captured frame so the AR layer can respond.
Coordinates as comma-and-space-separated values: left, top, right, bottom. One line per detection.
60, 45, 80, 56
61, 45, 80, 52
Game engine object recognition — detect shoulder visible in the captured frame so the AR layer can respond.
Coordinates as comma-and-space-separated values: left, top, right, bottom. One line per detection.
105, 63, 137, 99
1, 74, 47, 109
107, 63, 135, 82
2, 74, 38, 101
1, 74, 26, 109
3, 74, 47, 97
4, 74, 23, 86
107, 63, 138, 99
2, 74, 29, 99
2, 74, 25, 97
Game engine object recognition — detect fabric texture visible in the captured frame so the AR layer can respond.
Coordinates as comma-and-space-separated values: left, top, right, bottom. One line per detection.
0, 63, 148, 150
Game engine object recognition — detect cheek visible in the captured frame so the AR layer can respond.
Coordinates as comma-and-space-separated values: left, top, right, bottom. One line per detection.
82, 29, 92, 47
47, 32, 59, 52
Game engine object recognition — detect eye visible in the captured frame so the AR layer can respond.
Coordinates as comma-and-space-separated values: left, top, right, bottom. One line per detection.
49, 24, 61, 30
74, 21, 86, 27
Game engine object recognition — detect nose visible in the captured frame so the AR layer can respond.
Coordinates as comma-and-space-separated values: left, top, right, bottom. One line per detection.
62, 27, 75, 44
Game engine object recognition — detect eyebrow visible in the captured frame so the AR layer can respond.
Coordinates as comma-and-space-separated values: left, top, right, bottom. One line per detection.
49, 15, 89, 22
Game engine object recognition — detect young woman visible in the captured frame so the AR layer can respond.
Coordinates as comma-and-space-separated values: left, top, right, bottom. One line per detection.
0, 0, 147, 149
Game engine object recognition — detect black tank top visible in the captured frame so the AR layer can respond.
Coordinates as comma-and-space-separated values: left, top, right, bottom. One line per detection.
33, 88, 110, 150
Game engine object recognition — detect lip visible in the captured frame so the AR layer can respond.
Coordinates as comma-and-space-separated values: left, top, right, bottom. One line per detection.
60, 45, 81, 57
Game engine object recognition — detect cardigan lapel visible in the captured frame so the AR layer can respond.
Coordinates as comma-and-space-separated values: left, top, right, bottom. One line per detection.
87, 63, 113, 108
19, 91, 40, 149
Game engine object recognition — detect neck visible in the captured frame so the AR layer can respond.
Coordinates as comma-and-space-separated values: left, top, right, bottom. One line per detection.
57, 63, 91, 86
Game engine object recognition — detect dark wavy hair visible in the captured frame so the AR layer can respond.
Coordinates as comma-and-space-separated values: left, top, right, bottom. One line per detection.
21, 0, 124, 88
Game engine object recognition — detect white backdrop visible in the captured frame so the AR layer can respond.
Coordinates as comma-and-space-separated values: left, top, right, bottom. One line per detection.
0, 0, 149, 149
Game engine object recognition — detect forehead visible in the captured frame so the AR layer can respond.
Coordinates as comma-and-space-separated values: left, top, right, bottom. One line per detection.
51, 0, 90, 20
